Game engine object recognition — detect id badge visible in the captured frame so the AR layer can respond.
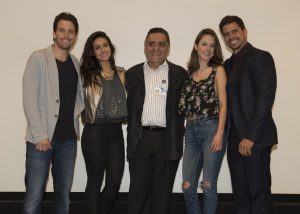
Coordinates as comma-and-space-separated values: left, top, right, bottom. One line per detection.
155, 80, 167, 96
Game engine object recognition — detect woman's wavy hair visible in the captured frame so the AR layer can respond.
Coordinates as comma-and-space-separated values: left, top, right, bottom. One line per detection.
187, 28, 223, 74
80, 31, 117, 87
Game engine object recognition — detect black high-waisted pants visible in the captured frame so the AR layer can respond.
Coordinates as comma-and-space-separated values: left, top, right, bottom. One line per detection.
81, 122, 125, 214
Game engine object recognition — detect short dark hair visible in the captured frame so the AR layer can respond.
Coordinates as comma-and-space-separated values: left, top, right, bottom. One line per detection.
53, 12, 78, 34
145, 27, 170, 44
219, 15, 245, 33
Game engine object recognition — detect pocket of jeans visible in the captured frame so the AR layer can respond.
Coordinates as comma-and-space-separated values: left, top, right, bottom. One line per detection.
200, 119, 218, 134
184, 121, 193, 132
184, 122, 194, 142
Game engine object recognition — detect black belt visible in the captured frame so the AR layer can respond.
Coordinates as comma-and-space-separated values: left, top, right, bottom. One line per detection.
142, 126, 166, 131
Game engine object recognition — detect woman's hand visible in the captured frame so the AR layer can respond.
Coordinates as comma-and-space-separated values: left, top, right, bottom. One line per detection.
211, 133, 223, 152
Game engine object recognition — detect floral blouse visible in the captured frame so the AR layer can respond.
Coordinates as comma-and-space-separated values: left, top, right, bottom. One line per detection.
179, 68, 219, 120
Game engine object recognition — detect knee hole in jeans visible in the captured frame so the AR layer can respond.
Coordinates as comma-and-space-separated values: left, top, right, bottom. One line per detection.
200, 180, 211, 190
182, 181, 191, 190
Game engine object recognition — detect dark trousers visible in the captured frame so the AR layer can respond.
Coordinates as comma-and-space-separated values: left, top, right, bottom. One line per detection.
81, 123, 125, 214
128, 129, 179, 214
227, 127, 273, 214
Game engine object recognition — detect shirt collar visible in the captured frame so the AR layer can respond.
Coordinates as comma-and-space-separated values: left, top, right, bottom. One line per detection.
232, 42, 253, 61
144, 60, 168, 71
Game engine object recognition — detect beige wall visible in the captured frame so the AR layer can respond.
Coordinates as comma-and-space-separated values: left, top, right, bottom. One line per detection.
0, 0, 299, 193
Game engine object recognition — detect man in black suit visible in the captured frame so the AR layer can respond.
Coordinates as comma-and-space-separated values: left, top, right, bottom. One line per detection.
219, 15, 278, 214
126, 27, 188, 214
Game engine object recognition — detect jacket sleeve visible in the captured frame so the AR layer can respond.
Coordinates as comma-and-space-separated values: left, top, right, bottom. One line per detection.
245, 51, 277, 142
23, 52, 48, 144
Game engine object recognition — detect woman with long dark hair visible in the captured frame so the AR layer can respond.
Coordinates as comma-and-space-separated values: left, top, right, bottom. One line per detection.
80, 31, 127, 214
179, 28, 227, 214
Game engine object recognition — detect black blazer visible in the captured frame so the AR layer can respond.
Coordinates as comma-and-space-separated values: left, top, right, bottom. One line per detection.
224, 43, 278, 148
126, 61, 188, 160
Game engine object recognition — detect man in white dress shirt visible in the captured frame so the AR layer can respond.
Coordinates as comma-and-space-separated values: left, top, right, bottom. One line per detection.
126, 27, 188, 214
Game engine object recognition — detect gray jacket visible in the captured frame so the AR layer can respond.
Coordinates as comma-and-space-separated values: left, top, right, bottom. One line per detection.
23, 45, 84, 144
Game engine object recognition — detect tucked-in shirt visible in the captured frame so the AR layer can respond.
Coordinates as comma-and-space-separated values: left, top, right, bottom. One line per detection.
179, 67, 219, 120
52, 55, 78, 142
141, 61, 169, 127
94, 72, 127, 124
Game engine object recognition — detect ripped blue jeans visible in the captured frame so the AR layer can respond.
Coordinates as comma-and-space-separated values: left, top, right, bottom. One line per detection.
182, 118, 226, 214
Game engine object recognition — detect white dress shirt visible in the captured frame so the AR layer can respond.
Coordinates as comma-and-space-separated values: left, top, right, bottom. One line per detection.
141, 61, 169, 127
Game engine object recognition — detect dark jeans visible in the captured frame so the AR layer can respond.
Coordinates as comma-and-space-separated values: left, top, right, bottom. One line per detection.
227, 127, 273, 214
81, 123, 125, 214
128, 129, 179, 214
23, 139, 77, 214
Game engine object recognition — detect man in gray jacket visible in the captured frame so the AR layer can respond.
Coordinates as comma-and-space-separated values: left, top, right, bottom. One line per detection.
22, 12, 84, 214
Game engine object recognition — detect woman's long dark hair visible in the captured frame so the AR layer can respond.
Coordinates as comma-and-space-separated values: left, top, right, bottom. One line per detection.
80, 31, 117, 87
187, 28, 223, 74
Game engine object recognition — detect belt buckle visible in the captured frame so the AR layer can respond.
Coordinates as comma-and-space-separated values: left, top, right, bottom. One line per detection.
149, 125, 157, 130
142, 125, 165, 131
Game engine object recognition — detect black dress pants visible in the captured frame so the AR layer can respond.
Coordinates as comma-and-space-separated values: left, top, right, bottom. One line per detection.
81, 123, 125, 214
128, 129, 179, 214
227, 127, 273, 214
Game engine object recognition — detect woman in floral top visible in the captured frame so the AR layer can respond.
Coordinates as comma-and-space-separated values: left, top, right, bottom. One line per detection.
179, 28, 227, 214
